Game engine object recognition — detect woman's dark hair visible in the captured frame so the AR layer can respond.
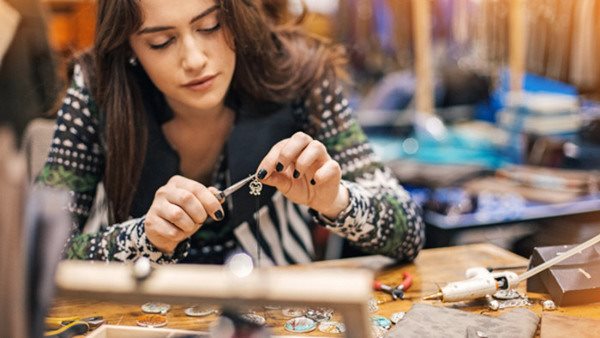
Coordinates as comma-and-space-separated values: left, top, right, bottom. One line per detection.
90, 0, 347, 223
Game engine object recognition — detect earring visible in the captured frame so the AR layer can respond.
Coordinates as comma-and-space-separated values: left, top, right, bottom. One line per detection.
128, 57, 138, 66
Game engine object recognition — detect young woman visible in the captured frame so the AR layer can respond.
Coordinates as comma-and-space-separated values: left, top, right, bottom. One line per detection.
37, 0, 424, 265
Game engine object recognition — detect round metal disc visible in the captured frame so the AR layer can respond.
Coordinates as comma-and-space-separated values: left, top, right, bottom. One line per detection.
282, 307, 305, 317
240, 313, 266, 326
318, 321, 346, 334
141, 302, 171, 314
284, 316, 316, 333
370, 315, 392, 330
184, 305, 217, 317
390, 312, 405, 324
136, 314, 167, 328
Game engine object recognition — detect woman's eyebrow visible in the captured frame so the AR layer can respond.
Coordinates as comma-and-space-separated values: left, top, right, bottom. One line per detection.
137, 5, 219, 35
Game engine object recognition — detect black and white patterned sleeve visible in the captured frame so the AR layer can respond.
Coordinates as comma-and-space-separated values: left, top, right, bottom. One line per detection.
36, 64, 189, 263
302, 77, 425, 261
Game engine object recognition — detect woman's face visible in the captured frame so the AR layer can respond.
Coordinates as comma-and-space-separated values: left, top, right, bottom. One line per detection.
129, 0, 236, 116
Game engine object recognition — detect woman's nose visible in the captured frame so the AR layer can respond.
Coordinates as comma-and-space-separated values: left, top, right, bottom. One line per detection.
181, 36, 207, 72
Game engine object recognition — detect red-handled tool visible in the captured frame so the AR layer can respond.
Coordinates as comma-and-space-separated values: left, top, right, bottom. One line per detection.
373, 280, 400, 300
373, 272, 413, 300
393, 271, 413, 299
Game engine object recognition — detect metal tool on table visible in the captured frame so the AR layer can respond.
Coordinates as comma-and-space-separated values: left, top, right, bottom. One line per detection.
394, 271, 414, 299
214, 174, 257, 202
373, 272, 414, 300
45, 315, 104, 329
44, 315, 104, 337
424, 232, 600, 303
44, 321, 89, 338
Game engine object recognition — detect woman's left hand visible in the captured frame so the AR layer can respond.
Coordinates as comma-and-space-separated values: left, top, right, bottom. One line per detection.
256, 132, 349, 219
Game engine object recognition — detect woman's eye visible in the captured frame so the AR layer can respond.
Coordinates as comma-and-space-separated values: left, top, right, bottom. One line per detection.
198, 22, 220, 33
149, 37, 174, 50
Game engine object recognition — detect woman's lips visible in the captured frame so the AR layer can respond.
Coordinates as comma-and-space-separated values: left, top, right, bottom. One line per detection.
182, 74, 217, 91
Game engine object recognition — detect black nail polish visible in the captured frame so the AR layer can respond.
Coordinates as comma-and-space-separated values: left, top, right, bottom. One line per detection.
214, 210, 224, 221
293, 170, 300, 179
310, 178, 316, 185
276, 162, 284, 172
257, 169, 267, 179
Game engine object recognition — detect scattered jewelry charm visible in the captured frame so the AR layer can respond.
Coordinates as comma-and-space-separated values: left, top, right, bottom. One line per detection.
184, 305, 217, 317
485, 295, 499, 311
542, 299, 557, 311
368, 297, 379, 313
240, 313, 266, 326
284, 316, 316, 333
318, 321, 346, 334
136, 314, 167, 328
390, 312, 405, 324
305, 307, 333, 322
370, 315, 392, 330
249, 176, 263, 196
282, 307, 305, 317
493, 289, 521, 300
141, 302, 170, 314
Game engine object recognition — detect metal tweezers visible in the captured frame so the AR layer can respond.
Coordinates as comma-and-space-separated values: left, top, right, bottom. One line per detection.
215, 174, 256, 202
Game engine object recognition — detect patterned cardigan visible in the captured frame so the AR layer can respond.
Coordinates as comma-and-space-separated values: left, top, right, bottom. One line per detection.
37, 64, 425, 265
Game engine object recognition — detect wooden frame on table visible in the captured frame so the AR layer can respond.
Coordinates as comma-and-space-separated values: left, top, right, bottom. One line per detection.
55, 261, 374, 338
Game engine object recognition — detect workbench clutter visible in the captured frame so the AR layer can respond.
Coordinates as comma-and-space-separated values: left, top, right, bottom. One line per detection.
527, 243, 600, 306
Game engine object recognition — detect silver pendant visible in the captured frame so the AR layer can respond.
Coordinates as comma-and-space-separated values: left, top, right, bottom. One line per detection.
249, 177, 263, 196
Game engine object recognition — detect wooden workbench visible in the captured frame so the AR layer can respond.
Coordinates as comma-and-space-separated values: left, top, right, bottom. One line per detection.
48, 244, 600, 336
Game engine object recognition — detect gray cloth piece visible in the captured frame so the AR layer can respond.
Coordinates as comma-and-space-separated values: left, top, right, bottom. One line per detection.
386, 303, 539, 338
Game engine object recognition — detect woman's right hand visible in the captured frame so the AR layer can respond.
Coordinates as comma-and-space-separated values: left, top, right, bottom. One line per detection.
144, 175, 225, 254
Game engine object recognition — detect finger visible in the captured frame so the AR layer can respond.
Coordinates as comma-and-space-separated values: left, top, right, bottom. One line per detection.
171, 177, 224, 221
145, 215, 188, 243
261, 165, 294, 194
294, 140, 329, 180
195, 187, 225, 221
208, 186, 225, 204
256, 139, 287, 180
276, 132, 313, 172
312, 159, 342, 186
166, 188, 207, 224
156, 201, 198, 234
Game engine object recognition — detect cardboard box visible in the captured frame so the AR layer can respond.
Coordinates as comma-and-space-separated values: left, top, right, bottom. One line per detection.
527, 244, 600, 306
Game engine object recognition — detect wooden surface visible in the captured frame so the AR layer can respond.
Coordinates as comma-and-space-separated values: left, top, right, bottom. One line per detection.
48, 244, 600, 336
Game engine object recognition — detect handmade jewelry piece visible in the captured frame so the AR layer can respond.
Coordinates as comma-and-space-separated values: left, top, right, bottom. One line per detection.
542, 299, 557, 311
141, 302, 170, 314
368, 297, 379, 313
241, 313, 266, 326
263, 305, 281, 310
136, 314, 167, 328
249, 176, 263, 196
370, 315, 392, 330
305, 307, 334, 322
184, 305, 217, 317
497, 297, 531, 310
390, 312, 405, 324
318, 321, 346, 334
493, 289, 522, 300
284, 316, 316, 333
282, 307, 305, 317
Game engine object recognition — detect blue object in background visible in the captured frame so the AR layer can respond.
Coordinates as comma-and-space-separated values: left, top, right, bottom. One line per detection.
368, 127, 506, 169
476, 69, 579, 123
